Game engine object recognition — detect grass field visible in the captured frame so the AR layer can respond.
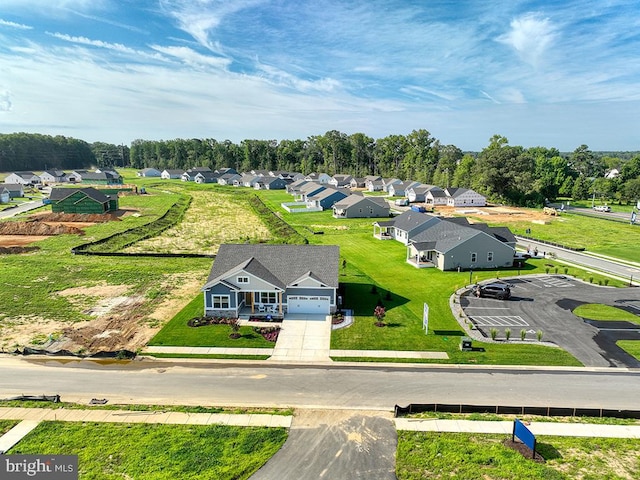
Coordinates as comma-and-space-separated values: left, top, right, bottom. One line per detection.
617, 340, 640, 360
396, 431, 640, 479
9, 421, 287, 480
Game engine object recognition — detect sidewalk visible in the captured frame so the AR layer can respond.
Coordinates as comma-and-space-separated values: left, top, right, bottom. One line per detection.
0, 407, 292, 453
395, 418, 640, 438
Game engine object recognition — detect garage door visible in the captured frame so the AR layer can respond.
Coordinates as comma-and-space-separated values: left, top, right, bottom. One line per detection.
287, 296, 331, 314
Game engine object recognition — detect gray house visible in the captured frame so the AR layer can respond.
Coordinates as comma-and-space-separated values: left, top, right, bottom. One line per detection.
0, 183, 24, 199
194, 171, 218, 183
307, 187, 349, 210
333, 195, 390, 218
202, 244, 340, 317
388, 180, 421, 197
40, 170, 67, 184
255, 176, 287, 190
137, 168, 162, 178
161, 169, 184, 180
373, 210, 440, 245
406, 219, 515, 271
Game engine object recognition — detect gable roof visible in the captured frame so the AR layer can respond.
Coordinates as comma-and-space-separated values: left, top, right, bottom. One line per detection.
391, 210, 440, 232
204, 244, 339, 290
409, 220, 481, 253
333, 195, 388, 209
0, 183, 24, 192
49, 187, 110, 204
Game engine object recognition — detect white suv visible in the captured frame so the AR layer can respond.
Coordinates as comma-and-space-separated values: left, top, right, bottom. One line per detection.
593, 205, 611, 212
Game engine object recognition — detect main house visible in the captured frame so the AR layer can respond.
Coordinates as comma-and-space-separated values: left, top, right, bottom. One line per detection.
332, 195, 390, 218
202, 244, 340, 317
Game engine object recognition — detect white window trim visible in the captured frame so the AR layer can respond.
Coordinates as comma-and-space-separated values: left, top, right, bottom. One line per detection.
471, 252, 477, 263
212, 295, 230, 309
487, 251, 494, 262
237, 276, 249, 284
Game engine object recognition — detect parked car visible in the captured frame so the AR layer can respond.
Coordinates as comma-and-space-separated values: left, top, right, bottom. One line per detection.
473, 283, 511, 300
395, 198, 409, 206
593, 205, 611, 212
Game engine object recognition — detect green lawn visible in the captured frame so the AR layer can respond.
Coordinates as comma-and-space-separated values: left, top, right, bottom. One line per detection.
397, 431, 640, 480
617, 340, 640, 360
573, 304, 640, 324
148, 294, 276, 348
10, 421, 287, 480
0, 420, 17, 434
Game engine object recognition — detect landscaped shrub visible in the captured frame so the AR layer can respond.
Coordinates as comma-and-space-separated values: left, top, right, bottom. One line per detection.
490, 328, 498, 340
373, 305, 386, 327
520, 329, 527, 341
604, 279, 609, 286
564, 267, 569, 275
589, 276, 594, 283
228, 318, 241, 339
254, 327, 280, 342
536, 330, 544, 341
504, 328, 511, 341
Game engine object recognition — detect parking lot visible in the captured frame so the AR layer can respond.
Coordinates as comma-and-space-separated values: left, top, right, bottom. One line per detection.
460, 275, 640, 368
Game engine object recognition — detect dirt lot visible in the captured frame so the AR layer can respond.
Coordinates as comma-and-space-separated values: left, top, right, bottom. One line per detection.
2, 273, 206, 354
438, 205, 551, 224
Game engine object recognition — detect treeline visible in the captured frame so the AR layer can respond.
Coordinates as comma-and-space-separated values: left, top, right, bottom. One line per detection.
0, 133, 129, 172
2, 131, 639, 207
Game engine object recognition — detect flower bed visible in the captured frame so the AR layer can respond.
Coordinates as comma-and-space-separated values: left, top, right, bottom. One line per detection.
187, 316, 236, 327
253, 327, 280, 342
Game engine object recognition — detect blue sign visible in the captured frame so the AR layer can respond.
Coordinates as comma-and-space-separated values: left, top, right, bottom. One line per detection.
513, 419, 536, 458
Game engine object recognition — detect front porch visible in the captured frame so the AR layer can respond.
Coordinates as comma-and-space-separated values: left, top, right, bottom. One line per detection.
238, 305, 285, 321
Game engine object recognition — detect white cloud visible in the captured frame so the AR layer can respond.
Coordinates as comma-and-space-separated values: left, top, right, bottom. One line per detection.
159, 0, 266, 52
497, 13, 557, 67
47, 32, 136, 54
149, 45, 230, 69
0, 19, 33, 30
0, 91, 12, 112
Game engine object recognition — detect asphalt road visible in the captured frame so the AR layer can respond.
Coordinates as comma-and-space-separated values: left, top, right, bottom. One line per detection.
461, 276, 640, 368
0, 200, 43, 219
1, 357, 639, 410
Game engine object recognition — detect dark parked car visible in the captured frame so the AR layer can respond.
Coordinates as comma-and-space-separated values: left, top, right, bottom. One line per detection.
473, 283, 511, 300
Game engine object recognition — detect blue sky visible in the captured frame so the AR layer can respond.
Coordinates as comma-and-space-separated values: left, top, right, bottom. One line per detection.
0, 0, 638, 151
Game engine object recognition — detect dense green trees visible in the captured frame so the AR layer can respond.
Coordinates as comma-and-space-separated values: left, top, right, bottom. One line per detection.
1, 131, 638, 207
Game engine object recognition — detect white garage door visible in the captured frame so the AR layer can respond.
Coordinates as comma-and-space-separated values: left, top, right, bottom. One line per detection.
287, 296, 331, 314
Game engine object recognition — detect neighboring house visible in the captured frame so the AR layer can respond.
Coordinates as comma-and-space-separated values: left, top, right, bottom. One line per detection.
332, 195, 390, 218
255, 176, 287, 190
605, 169, 620, 179
202, 243, 340, 317
161, 169, 184, 180
295, 182, 328, 201
278, 172, 305, 182
287, 179, 310, 194
0, 190, 8, 204
68, 170, 88, 183
388, 181, 421, 198
304, 172, 331, 184
329, 174, 353, 188
217, 173, 242, 185
445, 188, 487, 207
80, 171, 123, 185
406, 185, 429, 203
349, 177, 366, 189
194, 171, 218, 184
406, 218, 515, 270
0, 183, 25, 199
181, 171, 196, 182
373, 210, 440, 245
137, 168, 162, 178
366, 179, 384, 192
382, 178, 402, 193
49, 187, 118, 214
40, 170, 67, 184
425, 187, 448, 206
215, 167, 238, 176
307, 187, 349, 210
236, 173, 263, 188
5, 171, 41, 185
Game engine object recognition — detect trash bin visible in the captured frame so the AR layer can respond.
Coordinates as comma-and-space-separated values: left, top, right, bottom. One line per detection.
460, 336, 473, 351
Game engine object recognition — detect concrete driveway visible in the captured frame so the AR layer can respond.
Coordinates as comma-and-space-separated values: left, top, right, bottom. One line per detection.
250, 409, 397, 480
460, 275, 640, 368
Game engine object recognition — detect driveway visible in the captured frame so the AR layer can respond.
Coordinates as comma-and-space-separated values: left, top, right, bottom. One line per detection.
250, 409, 397, 480
460, 275, 640, 368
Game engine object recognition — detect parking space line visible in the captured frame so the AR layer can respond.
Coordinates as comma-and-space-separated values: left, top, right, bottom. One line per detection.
517, 278, 543, 288
620, 301, 640, 313
470, 316, 529, 327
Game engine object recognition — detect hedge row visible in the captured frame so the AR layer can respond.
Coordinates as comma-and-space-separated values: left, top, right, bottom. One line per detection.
247, 194, 307, 244
73, 194, 192, 254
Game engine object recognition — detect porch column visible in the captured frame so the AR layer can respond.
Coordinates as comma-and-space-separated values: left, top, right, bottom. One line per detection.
278, 291, 283, 314
251, 292, 255, 313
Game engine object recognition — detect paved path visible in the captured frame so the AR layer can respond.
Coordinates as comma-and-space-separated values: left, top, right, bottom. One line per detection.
0, 200, 43, 219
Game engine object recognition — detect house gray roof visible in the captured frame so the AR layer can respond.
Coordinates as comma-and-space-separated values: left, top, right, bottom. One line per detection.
163, 169, 185, 175
409, 220, 481, 254
466, 223, 516, 244
333, 195, 388, 209
82, 171, 121, 181
0, 183, 24, 192
391, 210, 440, 233
195, 171, 218, 180
11, 171, 36, 179
427, 187, 446, 198
205, 244, 340, 289
308, 187, 346, 201
49, 187, 110, 204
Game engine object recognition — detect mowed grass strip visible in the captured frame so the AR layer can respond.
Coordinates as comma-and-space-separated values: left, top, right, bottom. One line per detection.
573, 304, 640, 324
0, 420, 18, 434
396, 431, 640, 480
617, 340, 640, 360
148, 294, 276, 348
10, 421, 287, 480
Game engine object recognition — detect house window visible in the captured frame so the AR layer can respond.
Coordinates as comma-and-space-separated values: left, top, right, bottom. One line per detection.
212, 295, 230, 309
259, 292, 277, 304
471, 252, 477, 263
487, 252, 494, 262
237, 276, 249, 284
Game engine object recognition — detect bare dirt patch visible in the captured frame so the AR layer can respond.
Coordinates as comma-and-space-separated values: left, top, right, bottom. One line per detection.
0, 235, 48, 247
437, 205, 551, 224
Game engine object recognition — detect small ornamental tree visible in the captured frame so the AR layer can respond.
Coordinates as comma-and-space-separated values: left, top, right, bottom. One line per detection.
373, 305, 386, 327
228, 318, 241, 339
